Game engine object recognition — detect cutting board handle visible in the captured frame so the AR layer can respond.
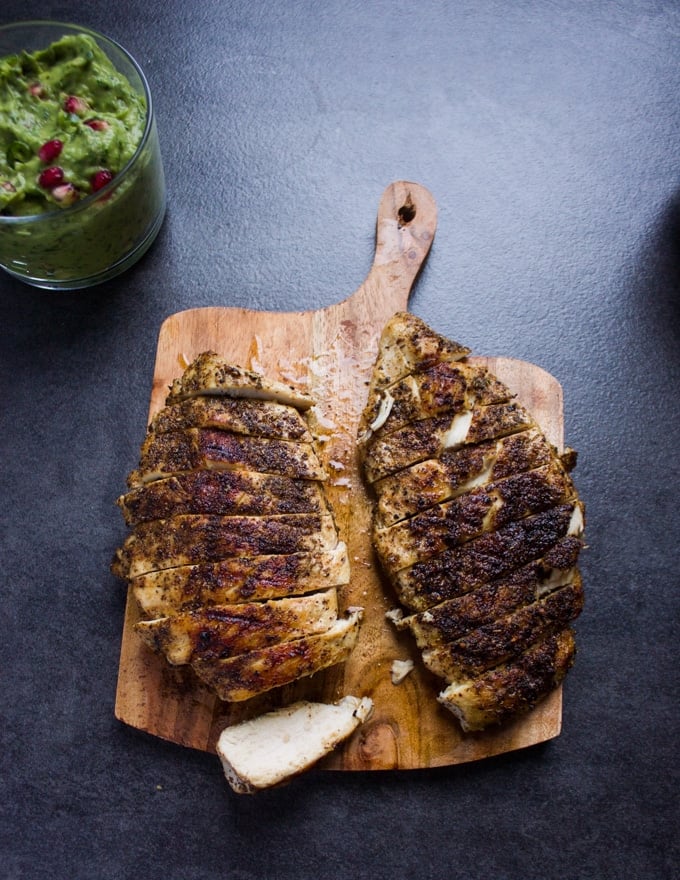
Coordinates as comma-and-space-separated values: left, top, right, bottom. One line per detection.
347, 181, 437, 319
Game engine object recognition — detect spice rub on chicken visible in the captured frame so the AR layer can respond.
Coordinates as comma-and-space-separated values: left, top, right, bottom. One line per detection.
113, 351, 362, 702
359, 313, 585, 732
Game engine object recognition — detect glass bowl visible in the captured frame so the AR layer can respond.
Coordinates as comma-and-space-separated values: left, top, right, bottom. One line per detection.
0, 21, 166, 289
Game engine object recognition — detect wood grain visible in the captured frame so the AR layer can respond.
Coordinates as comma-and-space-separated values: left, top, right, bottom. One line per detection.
114, 181, 566, 770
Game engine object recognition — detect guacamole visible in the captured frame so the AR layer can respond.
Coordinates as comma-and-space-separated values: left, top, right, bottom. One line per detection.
0, 29, 165, 288
0, 33, 146, 214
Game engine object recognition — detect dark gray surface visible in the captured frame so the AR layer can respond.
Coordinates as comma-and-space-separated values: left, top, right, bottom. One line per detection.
1, 1, 678, 878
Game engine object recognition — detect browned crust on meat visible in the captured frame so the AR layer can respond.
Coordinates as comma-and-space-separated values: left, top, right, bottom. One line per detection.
134, 590, 338, 662
438, 629, 576, 731
421, 580, 584, 679
401, 568, 582, 648
392, 509, 583, 613
366, 312, 471, 399
165, 351, 313, 409
128, 429, 327, 487
118, 470, 328, 526
374, 461, 576, 575
191, 611, 362, 702
373, 428, 556, 527
359, 361, 513, 440
129, 546, 350, 616
149, 395, 312, 441
362, 401, 536, 484
114, 513, 338, 578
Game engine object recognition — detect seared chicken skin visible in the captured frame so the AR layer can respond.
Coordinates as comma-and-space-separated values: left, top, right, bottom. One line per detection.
113, 352, 361, 702
360, 313, 585, 731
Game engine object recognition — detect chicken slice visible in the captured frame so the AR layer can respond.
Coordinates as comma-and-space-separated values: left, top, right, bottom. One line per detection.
130, 545, 350, 617
166, 350, 313, 409
362, 401, 536, 484
216, 696, 374, 793
373, 428, 556, 527
128, 429, 327, 487
397, 569, 582, 648
374, 461, 577, 575
149, 395, 312, 441
118, 470, 328, 526
191, 609, 363, 702
437, 629, 576, 731
135, 589, 338, 664
420, 580, 584, 680
363, 312, 470, 399
359, 360, 512, 443
393, 505, 584, 612
113, 512, 339, 579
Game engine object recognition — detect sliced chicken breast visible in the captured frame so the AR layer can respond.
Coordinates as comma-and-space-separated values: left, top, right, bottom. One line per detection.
135, 589, 339, 664
362, 401, 536, 484
128, 428, 327, 487
130, 545, 351, 617
166, 350, 313, 409
360, 312, 585, 732
217, 696, 374, 793
362, 312, 470, 399
114, 512, 339, 579
397, 570, 582, 648
392, 506, 584, 611
373, 428, 557, 527
420, 580, 584, 680
373, 461, 577, 575
437, 629, 576, 731
118, 469, 328, 526
359, 359, 513, 442
149, 394, 313, 441
191, 609, 363, 702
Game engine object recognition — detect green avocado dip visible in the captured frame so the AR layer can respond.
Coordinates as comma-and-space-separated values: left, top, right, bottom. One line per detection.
0, 29, 165, 288
0, 33, 146, 214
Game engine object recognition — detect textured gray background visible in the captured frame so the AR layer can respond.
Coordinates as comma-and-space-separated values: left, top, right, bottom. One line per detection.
1, 1, 679, 878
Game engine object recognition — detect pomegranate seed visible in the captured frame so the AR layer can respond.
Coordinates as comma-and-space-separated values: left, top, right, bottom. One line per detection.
63, 95, 88, 115
28, 82, 46, 98
84, 118, 110, 131
91, 169, 114, 192
38, 166, 65, 189
38, 139, 63, 163
51, 183, 79, 206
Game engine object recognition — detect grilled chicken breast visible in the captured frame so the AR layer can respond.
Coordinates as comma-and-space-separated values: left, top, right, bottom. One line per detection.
166, 350, 313, 409
118, 469, 329, 526
362, 401, 537, 484
128, 428, 327, 486
135, 590, 339, 664
114, 513, 339, 578
438, 629, 576, 730
191, 609, 362, 702
149, 394, 312, 441
360, 313, 585, 731
359, 311, 470, 396
113, 352, 362, 704
130, 545, 350, 617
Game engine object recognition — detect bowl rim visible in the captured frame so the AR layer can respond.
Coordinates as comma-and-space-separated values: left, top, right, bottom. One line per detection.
0, 20, 155, 225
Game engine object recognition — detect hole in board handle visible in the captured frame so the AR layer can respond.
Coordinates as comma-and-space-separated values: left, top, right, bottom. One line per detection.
397, 195, 416, 227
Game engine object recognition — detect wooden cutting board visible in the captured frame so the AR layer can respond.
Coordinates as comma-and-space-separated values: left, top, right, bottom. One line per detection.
115, 180, 567, 770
